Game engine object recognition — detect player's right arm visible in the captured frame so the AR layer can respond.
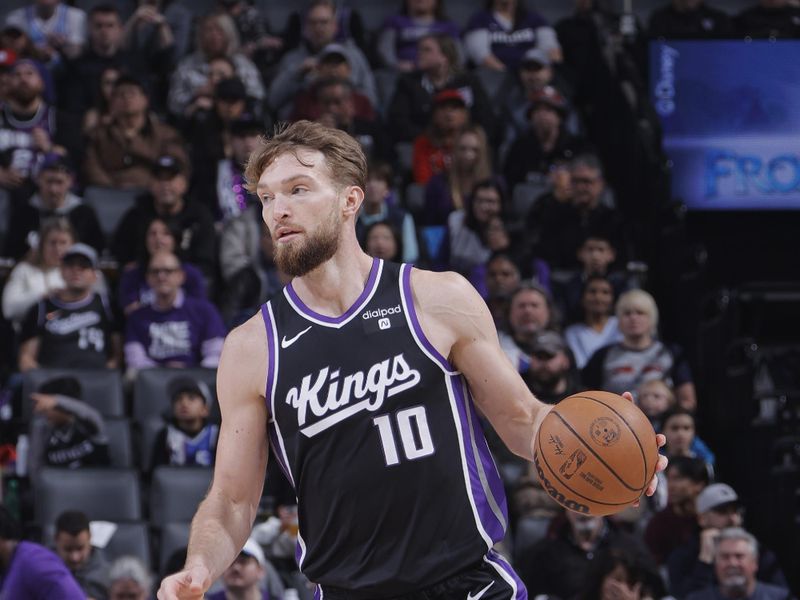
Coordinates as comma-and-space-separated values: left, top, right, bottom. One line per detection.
157, 314, 269, 600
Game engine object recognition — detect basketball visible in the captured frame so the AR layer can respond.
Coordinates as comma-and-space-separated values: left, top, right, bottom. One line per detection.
533, 391, 659, 516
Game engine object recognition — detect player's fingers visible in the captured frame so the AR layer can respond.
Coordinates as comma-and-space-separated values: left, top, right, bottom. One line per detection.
621, 391, 634, 403
655, 433, 666, 449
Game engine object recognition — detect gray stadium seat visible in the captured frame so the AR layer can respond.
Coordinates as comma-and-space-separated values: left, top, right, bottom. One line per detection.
82, 186, 142, 241
34, 468, 142, 526
149, 467, 213, 527
159, 521, 190, 574
139, 417, 166, 472
132, 368, 218, 425
21, 368, 125, 422
105, 417, 134, 469
511, 182, 551, 221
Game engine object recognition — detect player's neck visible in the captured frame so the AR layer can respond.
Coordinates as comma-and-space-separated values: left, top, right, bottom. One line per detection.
291, 244, 374, 318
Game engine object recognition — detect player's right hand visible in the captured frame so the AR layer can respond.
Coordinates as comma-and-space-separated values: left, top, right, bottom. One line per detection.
157, 565, 210, 600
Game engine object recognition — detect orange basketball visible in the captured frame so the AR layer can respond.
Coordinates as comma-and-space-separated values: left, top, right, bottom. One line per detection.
533, 391, 659, 516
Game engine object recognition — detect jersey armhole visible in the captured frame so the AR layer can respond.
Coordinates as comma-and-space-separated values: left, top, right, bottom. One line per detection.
399, 264, 459, 376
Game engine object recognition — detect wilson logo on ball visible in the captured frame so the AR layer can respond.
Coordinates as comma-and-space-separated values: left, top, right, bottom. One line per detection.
590, 417, 621, 447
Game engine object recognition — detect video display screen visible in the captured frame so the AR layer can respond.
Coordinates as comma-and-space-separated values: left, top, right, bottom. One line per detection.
650, 40, 800, 210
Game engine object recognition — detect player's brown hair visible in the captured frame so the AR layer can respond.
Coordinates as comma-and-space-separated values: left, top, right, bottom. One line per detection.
244, 120, 367, 194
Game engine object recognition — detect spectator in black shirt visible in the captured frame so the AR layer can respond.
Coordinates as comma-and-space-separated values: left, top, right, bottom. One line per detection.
4, 153, 104, 260
387, 33, 495, 144
648, 1, 736, 39
57, 4, 161, 117
503, 85, 584, 190
28, 376, 110, 472
112, 155, 217, 280
18, 243, 120, 372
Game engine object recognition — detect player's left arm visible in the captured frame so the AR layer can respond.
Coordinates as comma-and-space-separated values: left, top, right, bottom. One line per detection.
411, 269, 666, 495
411, 269, 550, 461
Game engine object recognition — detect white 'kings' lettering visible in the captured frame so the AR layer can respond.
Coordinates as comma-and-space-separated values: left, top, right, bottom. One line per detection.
285, 353, 421, 436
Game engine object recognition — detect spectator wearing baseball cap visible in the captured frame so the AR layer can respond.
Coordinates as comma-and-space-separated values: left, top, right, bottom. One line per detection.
150, 375, 219, 472
522, 330, 582, 404
388, 34, 496, 144
667, 483, 789, 598
206, 537, 284, 600
111, 154, 217, 279
84, 74, 188, 189
503, 85, 587, 190
267, 1, 376, 119
0, 48, 17, 101
412, 88, 471, 184
18, 242, 120, 372
4, 153, 104, 260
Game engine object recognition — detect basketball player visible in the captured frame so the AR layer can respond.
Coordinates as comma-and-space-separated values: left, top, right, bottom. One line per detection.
157, 121, 667, 600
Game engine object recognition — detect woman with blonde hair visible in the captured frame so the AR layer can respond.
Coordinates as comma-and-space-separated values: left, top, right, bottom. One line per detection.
422, 124, 492, 225
581, 288, 697, 410
2, 218, 75, 325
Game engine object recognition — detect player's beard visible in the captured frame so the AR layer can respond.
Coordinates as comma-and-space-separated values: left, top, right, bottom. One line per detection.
275, 208, 341, 277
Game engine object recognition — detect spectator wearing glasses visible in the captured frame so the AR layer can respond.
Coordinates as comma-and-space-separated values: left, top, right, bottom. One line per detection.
668, 484, 789, 598
124, 251, 226, 373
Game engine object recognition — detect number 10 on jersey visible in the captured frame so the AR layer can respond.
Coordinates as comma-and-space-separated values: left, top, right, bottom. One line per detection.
373, 406, 435, 466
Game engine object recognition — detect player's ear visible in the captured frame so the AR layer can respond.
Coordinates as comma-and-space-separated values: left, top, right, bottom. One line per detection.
342, 185, 364, 217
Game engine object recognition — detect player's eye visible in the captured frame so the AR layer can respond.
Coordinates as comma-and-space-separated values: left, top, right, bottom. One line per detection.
292, 186, 307, 195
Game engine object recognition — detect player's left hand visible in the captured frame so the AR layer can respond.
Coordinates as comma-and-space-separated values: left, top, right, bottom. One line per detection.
621, 391, 667, 502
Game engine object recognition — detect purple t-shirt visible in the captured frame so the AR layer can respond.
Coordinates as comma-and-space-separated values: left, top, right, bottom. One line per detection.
124, 292, 226, 368
382, 14, 461, 63
0, 541, 85, 599
466, 9, 549, 69
117, 262, 207, 311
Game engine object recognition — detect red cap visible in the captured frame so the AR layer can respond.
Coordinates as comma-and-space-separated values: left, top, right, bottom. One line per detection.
0, 49, 17, 69
527, 86, 567, 115
433, 88, 466, 106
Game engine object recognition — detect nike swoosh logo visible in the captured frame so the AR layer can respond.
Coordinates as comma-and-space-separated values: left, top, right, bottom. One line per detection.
467, 581, 494, 600
281, 326, 312, 349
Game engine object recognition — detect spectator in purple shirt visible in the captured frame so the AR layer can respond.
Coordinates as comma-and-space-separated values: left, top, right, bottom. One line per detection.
124, 250, 226, 374
117, 217, 207, 315
377, 0, 461, 72
464, 0, 561, 71
0, 504, 86, 599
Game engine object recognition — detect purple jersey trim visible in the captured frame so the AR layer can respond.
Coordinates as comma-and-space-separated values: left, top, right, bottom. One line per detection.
261, 302, 295, 487
448, 375, 508, 544
399, 264, 454, 372
485, 548, 528, 599
285, 257, 381, 325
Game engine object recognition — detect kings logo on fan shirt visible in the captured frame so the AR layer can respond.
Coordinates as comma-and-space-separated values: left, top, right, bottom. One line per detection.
285, 353, 422, 438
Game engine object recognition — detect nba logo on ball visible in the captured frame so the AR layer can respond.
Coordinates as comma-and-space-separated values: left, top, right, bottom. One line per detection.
378, 318, 391, 330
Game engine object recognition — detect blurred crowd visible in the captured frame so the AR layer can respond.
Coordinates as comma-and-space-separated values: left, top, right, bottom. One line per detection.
0, 0, 798, 598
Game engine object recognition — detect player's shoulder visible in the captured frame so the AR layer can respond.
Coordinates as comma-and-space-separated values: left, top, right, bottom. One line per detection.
222, 311, 268, 360
409, 267, 484, 310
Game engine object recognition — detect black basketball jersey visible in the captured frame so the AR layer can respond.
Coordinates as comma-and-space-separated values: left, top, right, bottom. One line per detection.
20, 292, 116, 369
261, 259, 511, 597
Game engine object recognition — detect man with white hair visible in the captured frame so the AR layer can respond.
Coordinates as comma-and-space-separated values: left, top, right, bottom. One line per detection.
108, 556, 152, 600
685, 528, 794, 600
